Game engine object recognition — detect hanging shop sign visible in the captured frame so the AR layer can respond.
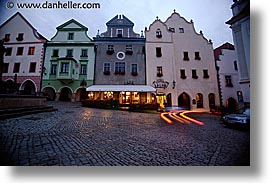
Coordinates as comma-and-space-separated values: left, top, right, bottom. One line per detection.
152, 79, 169, 89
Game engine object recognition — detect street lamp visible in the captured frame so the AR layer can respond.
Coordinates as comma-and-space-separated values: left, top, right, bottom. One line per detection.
172, 80, 176, 89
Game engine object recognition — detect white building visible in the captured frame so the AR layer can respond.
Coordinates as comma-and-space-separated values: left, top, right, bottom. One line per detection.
0, 12, 47, 95
226, 0, 250, 107
215, 42, 242, 112
145, 11, 220, 111
42, 19, 95, 102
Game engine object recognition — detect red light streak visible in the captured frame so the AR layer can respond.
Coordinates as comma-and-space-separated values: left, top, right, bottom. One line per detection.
180, 111, 205, 126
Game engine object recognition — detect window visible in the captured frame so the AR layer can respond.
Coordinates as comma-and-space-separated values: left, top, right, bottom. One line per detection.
234, 60, 238, 71
103, 63, 111, 75
67, 49, 73, 57
195, 52, 201, 60
156, 29, 162, 38
61, 63, 69, 73
115, 62, 125, 74
51, 64, 57, 74
131, 64, 138, 76
117, 29, 123, 37
225, 75, 233, 87
80, 64, 87, 75
68, 33, 74, 40
5, 48, 12, 56
156, 47, 162, 57
183, 52, 189, 61
180, 69, 186, 79
4, 34, 10, 42
16, 47, 24, 55
192, 69, 198, 79
126, 45, 133, 55
52, 49, 59, 57
28, 47, 35, 55
169, 27, 175, 32
179, 28, 184, 33
107, 45, 114, 55
203, 69, 209, 78
16, 33, 24, 41
157, 66, 163, 77
13, 63, 20, 73
81, 49, 88, 57
3, 63, 9, 73
29, 62, 36, 73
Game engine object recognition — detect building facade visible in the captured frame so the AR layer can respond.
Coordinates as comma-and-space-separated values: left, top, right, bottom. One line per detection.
145, 11, 220, 111
42, 19, 95, 102
0, 12, 47, 95
215, 42, 242, 112
226, 0, 250, 107
87, 15, 156, 107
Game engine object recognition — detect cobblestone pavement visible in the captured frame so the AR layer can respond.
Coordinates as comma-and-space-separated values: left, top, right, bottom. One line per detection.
0, 102, 250, 166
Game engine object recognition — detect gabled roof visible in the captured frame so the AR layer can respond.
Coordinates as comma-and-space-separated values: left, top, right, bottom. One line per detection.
56, 19, 88, 31
0, 12, 47, 41
214, 42, 235, 61
106, 15, 134, 27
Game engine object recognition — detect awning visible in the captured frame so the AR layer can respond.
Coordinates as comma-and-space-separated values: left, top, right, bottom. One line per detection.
86, 85, 156, 92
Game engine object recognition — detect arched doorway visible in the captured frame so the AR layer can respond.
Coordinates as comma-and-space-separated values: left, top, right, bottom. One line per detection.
21, 80, 36, 95
226, 97, 238, 113
208, 93, 215, 109
166, 93, 172, 107
59, 87, 72, 101
75, 88, 87, 102
42, 87, 56, 101
178, 92, 190, 109
196, 93, 203, 108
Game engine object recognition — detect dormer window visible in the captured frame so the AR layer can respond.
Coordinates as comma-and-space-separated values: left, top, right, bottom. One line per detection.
117, 29, 123, 38
169, 27, 175, 33
16, 33, 24, 41
68, 33, 74, 40
156, 29, 162, 38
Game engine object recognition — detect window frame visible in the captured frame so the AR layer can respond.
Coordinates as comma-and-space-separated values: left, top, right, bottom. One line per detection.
68, 33, 74, 40
28, 47, 35, 55
16, 47, 24, 56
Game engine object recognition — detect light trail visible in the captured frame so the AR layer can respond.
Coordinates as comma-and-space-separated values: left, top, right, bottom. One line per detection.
160, 110, 205, 126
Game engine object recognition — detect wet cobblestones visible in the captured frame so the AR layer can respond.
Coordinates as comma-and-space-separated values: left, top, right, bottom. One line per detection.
0, 102, 250, 166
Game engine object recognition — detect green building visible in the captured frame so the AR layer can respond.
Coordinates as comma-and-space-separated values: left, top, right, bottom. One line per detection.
42, 19, 94, 101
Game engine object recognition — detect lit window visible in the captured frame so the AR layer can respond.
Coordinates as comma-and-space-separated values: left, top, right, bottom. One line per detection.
28, 47, 35, 55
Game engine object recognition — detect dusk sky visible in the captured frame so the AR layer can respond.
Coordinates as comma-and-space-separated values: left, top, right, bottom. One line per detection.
0, 0, 234, 48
